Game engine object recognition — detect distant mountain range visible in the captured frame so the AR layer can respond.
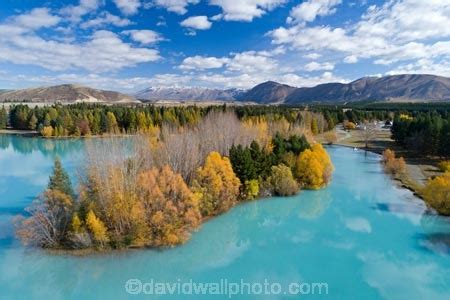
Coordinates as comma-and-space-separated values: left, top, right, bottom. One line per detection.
136, 74, 450, 104
0, 84, 137, 103
135, 86, 245, 102
1, 74, 449, 104
283, 74, 450, 103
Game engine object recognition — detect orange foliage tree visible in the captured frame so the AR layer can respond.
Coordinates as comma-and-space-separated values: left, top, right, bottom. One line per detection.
137, 166, 201, 246
382, 149, 406, 176
192, 152, 241, 216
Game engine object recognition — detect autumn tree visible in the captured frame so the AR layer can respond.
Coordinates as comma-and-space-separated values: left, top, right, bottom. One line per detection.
192, 152, 241, 216
296, 144, 334, 189
137, 166, 201, 246
267, 164, 299, 196
343, 120, 356, 130
86, 210, 109, 245
40, 126, 54, 137
105, 111, 119, 134
323, 130, 338, 145
382, 149, 406, 176
421, 172, 450, 215
0, 106, 7, 129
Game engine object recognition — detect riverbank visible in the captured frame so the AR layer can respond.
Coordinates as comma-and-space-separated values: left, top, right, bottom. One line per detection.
0, 129, 138, 139
0, 129, 38, 137
323, 125, 441, 200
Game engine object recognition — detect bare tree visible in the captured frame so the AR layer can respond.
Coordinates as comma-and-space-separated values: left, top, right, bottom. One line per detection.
362, 120, 377, 149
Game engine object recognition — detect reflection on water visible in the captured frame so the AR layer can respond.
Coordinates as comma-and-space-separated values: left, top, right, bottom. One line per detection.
1, 137, 450, 300
0, 134, 83, 157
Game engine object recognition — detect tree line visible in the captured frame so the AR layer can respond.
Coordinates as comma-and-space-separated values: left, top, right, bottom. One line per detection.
16, 111, 333, 251
7, 104, 333, 137
391, 111, 450, 157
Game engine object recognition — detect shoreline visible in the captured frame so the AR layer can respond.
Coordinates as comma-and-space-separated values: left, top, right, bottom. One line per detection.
0, 129, 137, 139
327, 126, 439, 203
17, 144, 441, 256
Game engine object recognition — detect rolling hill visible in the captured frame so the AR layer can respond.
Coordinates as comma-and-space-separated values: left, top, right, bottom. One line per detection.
0, 84, 138, 103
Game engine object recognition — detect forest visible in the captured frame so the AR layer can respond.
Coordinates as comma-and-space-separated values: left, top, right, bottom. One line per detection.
5, 104, 335, 137
16, 110, 334, 250
391, 111, 450, 157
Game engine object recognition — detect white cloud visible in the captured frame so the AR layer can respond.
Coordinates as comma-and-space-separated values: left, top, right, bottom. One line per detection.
227, 51, 279, 73
210, 14, 223, 21
13, 8, 61, 29
210, 0, 287, 22
153, 0, 200, 15
180, 16, 212, 30
304, 53, 321, 60
344, 55, 358, 63
81, 11, 132, 28
0, 25, 160, 72
179, 48, 284, 74
123, 29, 163, 44
60, 0, 101, 22
0, 70, 349, 92
287, 0, 341, 24
304, 61, 334, 71
180, 56, 227, 70
269, 0, 450, 71
113, 0, 141, 15
386, 59, 450, 78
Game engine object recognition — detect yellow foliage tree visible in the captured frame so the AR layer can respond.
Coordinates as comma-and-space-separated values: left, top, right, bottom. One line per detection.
86, 210, 109, 245
71, 213, 82, 233
343, 120, 356, 130
421, 173, 450, 215
192, 152, 241, 216
438, 161, 450, 173
137, 165, 201, 246
40, 126, 54, 137
244, 179, 259, 200
296, 144, 334, 189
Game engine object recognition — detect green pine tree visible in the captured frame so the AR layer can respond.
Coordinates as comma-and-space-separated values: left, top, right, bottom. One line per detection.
48, 158, 75, 199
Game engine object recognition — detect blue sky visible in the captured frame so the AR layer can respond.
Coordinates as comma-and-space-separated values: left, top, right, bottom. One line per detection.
0, 0, 449, 92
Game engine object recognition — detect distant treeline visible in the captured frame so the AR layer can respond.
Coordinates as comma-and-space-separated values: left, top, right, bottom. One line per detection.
5, 104, 333, 137
392, 111, 450, 157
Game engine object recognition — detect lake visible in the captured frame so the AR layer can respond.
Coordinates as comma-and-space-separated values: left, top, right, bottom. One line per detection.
0, 135, 449, 299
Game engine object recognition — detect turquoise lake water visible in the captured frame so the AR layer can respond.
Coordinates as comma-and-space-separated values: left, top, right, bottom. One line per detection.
0, 135, 449, 299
